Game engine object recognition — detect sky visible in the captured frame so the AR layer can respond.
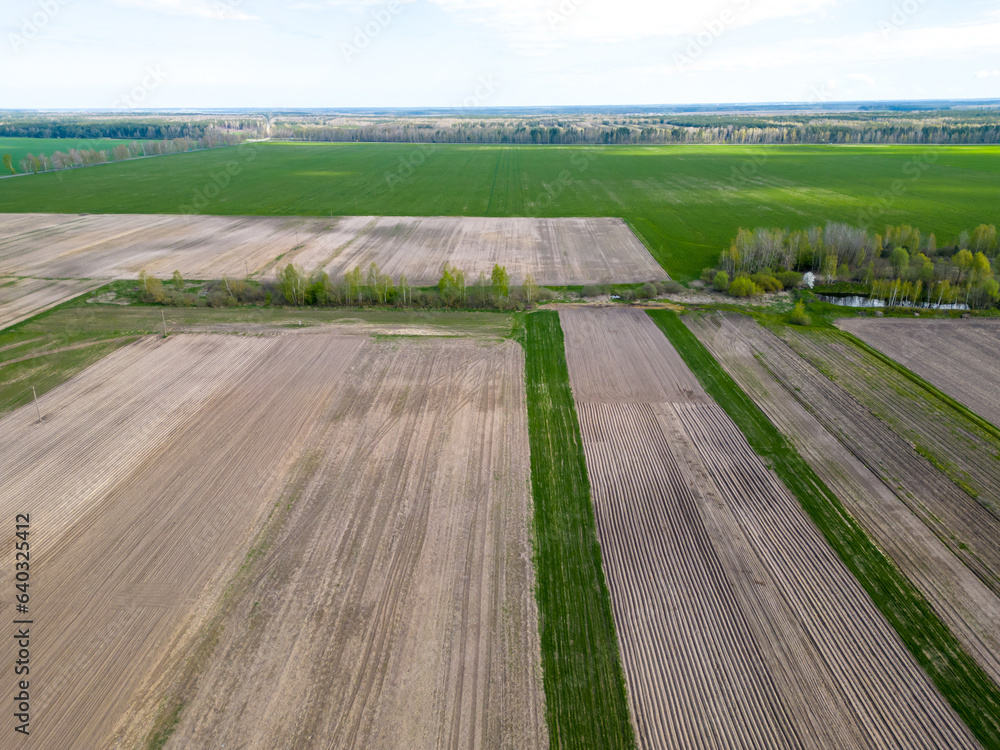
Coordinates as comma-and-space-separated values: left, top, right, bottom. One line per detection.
2, 0, 999, 108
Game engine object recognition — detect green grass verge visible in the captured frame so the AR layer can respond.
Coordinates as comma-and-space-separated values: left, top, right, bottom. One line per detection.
5, 143, 1000, 280
522, 311, 635, 749
647, 308, 1000, 749
0, 286, 145, 415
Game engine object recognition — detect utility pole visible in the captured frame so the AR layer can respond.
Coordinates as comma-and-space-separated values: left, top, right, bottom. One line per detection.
31, 387, 40, 423
161, 310, 168, 338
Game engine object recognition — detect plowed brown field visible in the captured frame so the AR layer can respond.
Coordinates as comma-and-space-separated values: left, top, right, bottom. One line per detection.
0, 329, 545, 749
838, 317, 1000, 427
777, 325, 1000, 514
559, 307, 977, 750
0, 277, 103, 329
688, 311, 1000, 686
0, 213, 665, 285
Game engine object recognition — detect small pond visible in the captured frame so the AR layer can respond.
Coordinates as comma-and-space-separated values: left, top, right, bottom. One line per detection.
816, 294, 968, 311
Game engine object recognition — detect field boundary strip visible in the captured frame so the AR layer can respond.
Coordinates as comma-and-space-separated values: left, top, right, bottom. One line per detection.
838, 328, 1000, 441
647, 308, 1000, 750
522, 310, 636, 749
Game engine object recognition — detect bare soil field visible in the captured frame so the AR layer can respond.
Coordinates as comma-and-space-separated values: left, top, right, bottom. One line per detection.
697, 317, 1000, 605
0, 213, 665, 285
559, 307, 977, 750
310, 216, 667, 285
838, 317, 1000, 427
776, 325, 1000, 519
0, 276, 103, 329
0, 329, 545, 749
688, 311, 1000, 686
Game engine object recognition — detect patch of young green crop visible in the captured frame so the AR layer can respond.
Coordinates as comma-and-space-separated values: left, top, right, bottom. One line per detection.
812, 282, 870, 295
647, 308, 1000, 749
5, 143, 1000, 281
522, 311, 635, 750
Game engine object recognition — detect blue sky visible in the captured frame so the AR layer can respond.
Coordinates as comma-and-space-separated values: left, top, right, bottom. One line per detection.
3, 0, 999, 108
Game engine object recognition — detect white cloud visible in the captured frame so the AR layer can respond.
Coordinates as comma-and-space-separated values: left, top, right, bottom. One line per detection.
284, 0, 414, 9
846, 72, 876, 87
976, 69, 1000, 78
424, 0, 837, 51
113, 0, 258, 20
670, 19, 1000, 73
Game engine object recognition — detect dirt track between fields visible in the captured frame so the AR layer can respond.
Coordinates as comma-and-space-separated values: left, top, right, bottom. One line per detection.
0, 213, 665, 286
0, 331, 545, 749
559, 307, 977, 750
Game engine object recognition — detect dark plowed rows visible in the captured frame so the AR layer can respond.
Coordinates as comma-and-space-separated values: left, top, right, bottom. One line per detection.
747, 325, 1000, 599
688, 311, 1000, 686
560, 307, 977, 750
779, 326, 1000, 517
838, 318, 1000, 428
580, 401, 803, 749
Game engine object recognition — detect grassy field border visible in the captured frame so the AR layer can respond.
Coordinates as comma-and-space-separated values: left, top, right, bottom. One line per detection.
647, 308, 1000, 750
522, 310, 636, 749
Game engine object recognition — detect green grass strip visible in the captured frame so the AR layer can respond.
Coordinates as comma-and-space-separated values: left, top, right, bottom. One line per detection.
647, 308, 1000, 749
522, 311, 636, 750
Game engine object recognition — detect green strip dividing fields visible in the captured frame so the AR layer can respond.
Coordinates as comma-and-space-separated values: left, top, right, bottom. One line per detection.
522, 311, 635, 750
647, 308, 1000, 750
841, 329, 1000, 440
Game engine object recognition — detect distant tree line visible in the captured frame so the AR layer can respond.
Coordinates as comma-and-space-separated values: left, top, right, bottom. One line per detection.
6, 111, 1000, 147
269, 119, 1000, 145
703, 222, 1000, 308
0, 118, 264, 141
10, 131, 246, 175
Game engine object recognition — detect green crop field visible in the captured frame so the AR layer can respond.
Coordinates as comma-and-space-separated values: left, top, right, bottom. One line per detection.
522, 311, 635, 749
0, 137, 149, 172
1, 143, 998, 280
